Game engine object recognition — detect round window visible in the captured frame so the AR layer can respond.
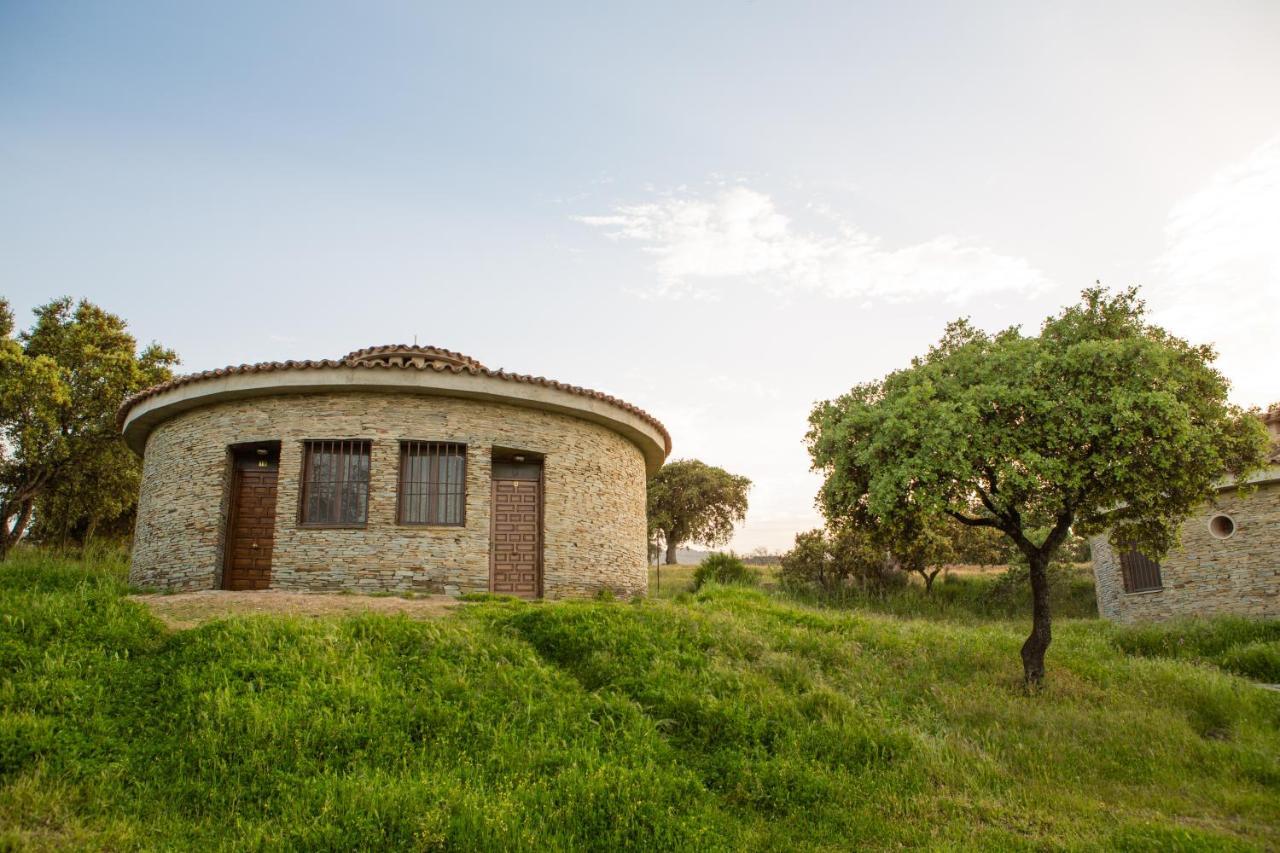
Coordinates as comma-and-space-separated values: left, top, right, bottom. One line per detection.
1208, 514, 1236, 539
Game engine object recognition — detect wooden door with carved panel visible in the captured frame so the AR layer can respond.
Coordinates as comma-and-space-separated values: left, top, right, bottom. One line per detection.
223, 444, 280, 590
490, 465, 542, 597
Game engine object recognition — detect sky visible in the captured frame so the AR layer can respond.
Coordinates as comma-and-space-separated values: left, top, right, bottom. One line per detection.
3, 1, 1278, 552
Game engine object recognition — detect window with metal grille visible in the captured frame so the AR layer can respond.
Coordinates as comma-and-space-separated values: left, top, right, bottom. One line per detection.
299, 440, 371, 526
1119, 548, 1162, 593
398, 442, 466, 525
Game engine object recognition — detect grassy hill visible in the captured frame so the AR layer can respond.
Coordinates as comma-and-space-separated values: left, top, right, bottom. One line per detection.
2, 550, 1278, 850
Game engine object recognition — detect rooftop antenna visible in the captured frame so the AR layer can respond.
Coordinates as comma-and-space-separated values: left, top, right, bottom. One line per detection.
413, 334, 418, 346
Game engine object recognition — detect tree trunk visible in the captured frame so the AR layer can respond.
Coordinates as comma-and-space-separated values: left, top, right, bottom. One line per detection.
1021, 553, 1053, 689
923, 568, 938, 593
665, 538, 679, 565
0, 499, 34, 561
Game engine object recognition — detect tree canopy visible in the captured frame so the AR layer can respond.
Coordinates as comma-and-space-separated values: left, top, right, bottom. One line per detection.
0, 298, 177, 554
647, 459, 751, 565
807, 286, 1269, 686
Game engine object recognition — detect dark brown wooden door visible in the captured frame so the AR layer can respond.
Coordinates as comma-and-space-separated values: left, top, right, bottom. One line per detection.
224, 466, 278, 590
491, 478, 541, 597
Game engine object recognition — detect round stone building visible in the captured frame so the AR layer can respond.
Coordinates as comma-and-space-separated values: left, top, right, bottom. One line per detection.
119, 345, 670, 598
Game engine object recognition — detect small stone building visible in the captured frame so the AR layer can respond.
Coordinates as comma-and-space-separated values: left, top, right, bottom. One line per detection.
1090, 407, 1280, 622
119, 345, 670, 598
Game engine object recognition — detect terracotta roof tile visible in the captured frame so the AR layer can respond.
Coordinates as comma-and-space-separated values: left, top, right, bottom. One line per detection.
117, 345, 671, 454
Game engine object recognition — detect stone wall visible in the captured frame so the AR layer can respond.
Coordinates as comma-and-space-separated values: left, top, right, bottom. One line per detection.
130, 391, 649, 597
1090, 478, 1280, 622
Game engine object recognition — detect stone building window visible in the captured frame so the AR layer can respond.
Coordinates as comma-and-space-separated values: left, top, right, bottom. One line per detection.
1208, 514, 1236, 539
398, 441, 466, 525
1119, 549, 1162, 593
300, 440, 371, 526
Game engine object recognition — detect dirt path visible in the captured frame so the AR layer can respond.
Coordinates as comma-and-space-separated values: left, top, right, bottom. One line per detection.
130, 589, 460, 629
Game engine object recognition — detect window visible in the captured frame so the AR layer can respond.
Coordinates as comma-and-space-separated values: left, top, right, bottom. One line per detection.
1119, 548, 1162, 593
300, 440, 370, 526
398, 442, 466, 525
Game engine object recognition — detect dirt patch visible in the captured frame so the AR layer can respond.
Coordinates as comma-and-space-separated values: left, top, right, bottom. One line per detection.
130, 589, 460, 629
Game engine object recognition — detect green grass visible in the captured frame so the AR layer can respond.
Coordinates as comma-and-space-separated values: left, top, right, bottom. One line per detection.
3, 548, 1279, 849
1112, 617, 1280, 683
654, 562, 1097, 622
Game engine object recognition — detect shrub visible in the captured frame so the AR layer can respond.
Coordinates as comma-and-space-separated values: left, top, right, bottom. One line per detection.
691, 552, 758, 590
984, 561, 1080, 611
777, 528, 902, 593
777, 530, 829, 590
781, 563, 1096, 622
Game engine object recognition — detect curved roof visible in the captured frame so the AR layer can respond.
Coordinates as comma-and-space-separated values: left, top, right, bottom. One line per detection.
118, 345, 671, 472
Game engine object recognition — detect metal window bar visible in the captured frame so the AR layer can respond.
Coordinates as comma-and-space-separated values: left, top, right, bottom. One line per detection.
399, 442, 466, 525
302, 439, 370, 525
1119, 549, 1162, 593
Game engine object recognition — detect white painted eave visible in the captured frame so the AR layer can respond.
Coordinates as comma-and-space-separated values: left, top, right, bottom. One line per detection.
121, 367, 670, 475
1213, 464, 1280, 492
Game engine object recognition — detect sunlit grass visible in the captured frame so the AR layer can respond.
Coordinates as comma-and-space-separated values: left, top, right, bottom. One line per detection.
3, 548, 1278, 849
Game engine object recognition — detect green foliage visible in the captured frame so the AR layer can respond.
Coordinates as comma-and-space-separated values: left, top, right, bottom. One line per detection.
983, 562, 1098, 617
783, 565, 1098, 622
691, 552, 758, 590
807, 286, 1272, 682
1220, 642, 1280, 683
647, 459, 751, 561
1112, 617, 1280, 682
777, 529, 827, 589
808, 285, 1268, 565
1059, 531, 1092, 563
947, 523, 1011, 565
3, 550, 1279, 848
0, 298, 177, 553
777, 527, 902, 593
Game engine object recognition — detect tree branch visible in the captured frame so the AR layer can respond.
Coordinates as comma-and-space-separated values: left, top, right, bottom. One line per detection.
1040, 510, 1075, 559
944, 509, 1001, 529
973, 485, 1004, 523
982, 464, 1000, 496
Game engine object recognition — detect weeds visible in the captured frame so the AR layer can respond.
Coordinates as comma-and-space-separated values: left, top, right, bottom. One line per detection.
1, 549, 1277, 849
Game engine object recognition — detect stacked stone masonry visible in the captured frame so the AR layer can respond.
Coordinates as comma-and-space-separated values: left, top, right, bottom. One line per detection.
1090, 478, 1280, 622
130, 392, 649, 598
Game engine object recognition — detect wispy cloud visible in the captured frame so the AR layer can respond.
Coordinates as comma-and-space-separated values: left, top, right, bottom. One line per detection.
1147, 135, 1280, 407
575, 185, 1049, 302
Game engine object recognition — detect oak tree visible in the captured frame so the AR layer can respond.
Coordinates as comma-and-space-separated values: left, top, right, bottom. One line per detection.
807, 287, 1269, 687
0, 298, 177, 556
647, 459, 751, 565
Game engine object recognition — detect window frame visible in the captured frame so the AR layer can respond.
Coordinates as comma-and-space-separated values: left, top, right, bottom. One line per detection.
1118, 547, 1163, 594
397, 440, 468, 527
297, 439, 372, 529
